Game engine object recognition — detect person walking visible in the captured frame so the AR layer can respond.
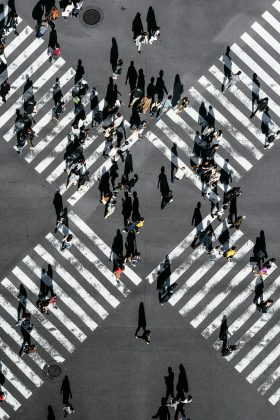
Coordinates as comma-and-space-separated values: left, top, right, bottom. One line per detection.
19, 313, 34, 356
112, 58, 123, 80
61, 234, 73, 251
156, 95, 173, 119
16, 284, 27, 325
165, 367, 175, 400
219, 315, 231, 356
135, 32, 148, 53
0, 79, 10, 103
122, 191, 132, 228
223, 71, 242, 93
250, 97, 268, 119
149, 27, 160, 44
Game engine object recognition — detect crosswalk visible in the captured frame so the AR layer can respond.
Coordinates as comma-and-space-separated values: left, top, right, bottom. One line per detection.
2, 0, 280, 415
143, 0, 280, 406
146, 213, 280, 406
0, 210, 142, 418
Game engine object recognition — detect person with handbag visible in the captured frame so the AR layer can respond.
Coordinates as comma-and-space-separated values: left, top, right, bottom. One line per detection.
49, 43, 61, 63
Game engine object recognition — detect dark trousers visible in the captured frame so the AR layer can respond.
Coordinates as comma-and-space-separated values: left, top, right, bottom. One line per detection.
19, 333, 31, 356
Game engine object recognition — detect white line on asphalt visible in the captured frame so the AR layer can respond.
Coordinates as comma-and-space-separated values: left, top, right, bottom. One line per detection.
198, 76, 264, 144
14, 262, 87, 342
46, 233, 120, 309
34, 244, 103, 324
189, 87, 263, 160
0, 363, 31, 399
68, 211, 143, 286
1, 279, 66, 361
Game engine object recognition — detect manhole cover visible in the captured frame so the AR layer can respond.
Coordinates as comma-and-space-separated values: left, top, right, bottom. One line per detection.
83, 9, 101, 25
48, 364, 62, 378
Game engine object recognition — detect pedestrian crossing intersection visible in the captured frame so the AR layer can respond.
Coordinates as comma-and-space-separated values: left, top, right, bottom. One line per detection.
1, 0, 280, 416
146, 212, 280, 407
2, 2, 280, 206
0, 210, 142, 419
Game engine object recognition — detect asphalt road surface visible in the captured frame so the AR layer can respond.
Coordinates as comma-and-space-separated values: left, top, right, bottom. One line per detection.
0, 0, 280, 419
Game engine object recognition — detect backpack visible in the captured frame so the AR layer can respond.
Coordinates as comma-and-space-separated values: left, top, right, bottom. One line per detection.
51, 7, 59, 20
24, 344, 37, 354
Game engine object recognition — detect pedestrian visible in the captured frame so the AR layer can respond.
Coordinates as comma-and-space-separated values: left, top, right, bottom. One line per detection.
62, 1, 74, 20
61, 234, 73, 251
125, 174, 138, 194
35, 19, 48, 38
6, 11, 19, 36
112, 58, 123, 80
52, 101, 66, 122
150, 100, 161, 118
156, 95, 173, 119
135, 31, 148, 53
135, 329, 151, 344
138, 96, 152, 114
16, 284, 27, 325
19, 313, 34, 356
122, 191, 132, 227
113, 259, 125, 282
253, 276, 264, 306
250, 97, 268, 119
223, 70, 242, 93
49, 43, 61, 63
174, 96, 189, 114
228, 196, 237, 224
149, 26, 160, 44
129, 87, 143, 108
72, 1, 83, 19
223, 246, 237, 261
0, 79, 10, 103
219, 315, 231, 356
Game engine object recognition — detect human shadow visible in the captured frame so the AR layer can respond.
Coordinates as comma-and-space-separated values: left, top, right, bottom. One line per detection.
251, 73, 260, 114
132, 12, 143, 39
207, 105, 215, 128
147, 6, 157, 38
132, 191, 140, 221
152, 397, 170, 419
74, 59, 85, 85
60, 375, 72, 406
111, 229, 123, 260
48, 26, 57, 50
105, 77, 114, 107
147, 77, 156, 103
109, 162, 119, 190
137, 68, 145, 95
176, 364, 189, 400
220, 159, 233, 191
53, 77, 63, 105
158, 166, 172, 209
110, 37, 118, 72
165, 367, 175, 400
191, 202, 202, 230
98, 171, 111, 200
171, 143, 178, 182
22, 75, 34, 103
253, 231, 267, 268
221, 46, 232, 92
157, 255, 171, 290
126, 61, 138, 91
198, 101, 207, 126
47, 404, 55, 420
124, 150, 133, 181
156, 70, 168, 102
122, 191, 132, 227
218, 220, 229, 250
125, 230, 137, 262
135, 301, 146, 336
53, 189, 63, 221
253, 276, 264, 306
172, 74, 184, 107
32, 1, 44, 24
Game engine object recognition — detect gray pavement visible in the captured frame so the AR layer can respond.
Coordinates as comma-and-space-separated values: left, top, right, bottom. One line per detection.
1, 0, 280, 419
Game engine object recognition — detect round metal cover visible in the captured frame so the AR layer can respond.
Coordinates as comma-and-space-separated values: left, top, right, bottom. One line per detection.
83, 9, 101, 25
48, 364, 62, 378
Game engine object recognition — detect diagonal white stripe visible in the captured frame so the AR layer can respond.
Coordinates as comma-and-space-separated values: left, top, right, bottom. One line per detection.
34, 244, 103, 324
14, 263, 87, 342
0, 363, 31, 399
189, 86, 262, 159
68, 211, 143, 286
45, 233, 119, 310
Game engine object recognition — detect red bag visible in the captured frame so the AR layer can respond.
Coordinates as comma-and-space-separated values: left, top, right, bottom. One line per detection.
52, 47, 61, 57
0, 392, 6, 401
